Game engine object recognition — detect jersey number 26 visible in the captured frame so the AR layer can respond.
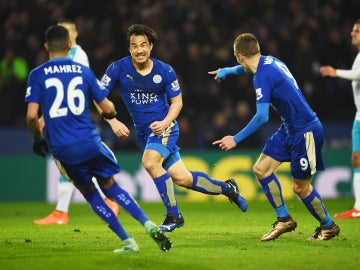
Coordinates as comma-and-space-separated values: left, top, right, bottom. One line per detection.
45, 76, 85, 118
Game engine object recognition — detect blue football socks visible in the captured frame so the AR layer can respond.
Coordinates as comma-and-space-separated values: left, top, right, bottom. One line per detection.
103, 182, 149, 225
190, 171, 229, 195
302, 188, 333, 227
83, 188, 130, 240
259, 173, 289, 218
153, 173, 180, 215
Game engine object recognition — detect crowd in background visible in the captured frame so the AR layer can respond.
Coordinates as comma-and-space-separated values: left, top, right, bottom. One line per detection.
1, 0, 359, 151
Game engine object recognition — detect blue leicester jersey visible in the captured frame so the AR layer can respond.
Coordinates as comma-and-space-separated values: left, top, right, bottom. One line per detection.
254, 55, 318, 135
101, 56, 181, 135
25, 57, 110, 163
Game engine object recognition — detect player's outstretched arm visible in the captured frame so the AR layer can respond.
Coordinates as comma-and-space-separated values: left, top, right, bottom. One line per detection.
212, 135, 237, 152
320, 65, 360, 80
319, 66, 336, 77
208, 65, 246, 83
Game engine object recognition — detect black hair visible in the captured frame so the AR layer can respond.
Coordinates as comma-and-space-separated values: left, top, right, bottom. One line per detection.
126, 24, 158, 48
45, 25, 70, 52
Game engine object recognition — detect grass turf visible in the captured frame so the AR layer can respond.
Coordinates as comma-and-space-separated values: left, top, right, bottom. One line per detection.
0, 199, 359, 270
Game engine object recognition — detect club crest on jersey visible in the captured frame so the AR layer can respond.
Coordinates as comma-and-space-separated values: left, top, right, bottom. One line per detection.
171, 80, 180, 91
153, 74, 162, 84
255, 88, 263, 100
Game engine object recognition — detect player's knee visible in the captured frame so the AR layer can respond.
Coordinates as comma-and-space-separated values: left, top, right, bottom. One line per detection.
97, 177, 114, 190
292, 182, 311, 199
76, 182, 96, 194
253, 163, 265, 179
142, 158, 158, 172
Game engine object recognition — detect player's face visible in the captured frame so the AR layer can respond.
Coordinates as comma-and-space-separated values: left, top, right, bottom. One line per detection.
351, 23, 360, 49
129, 34, 153, 65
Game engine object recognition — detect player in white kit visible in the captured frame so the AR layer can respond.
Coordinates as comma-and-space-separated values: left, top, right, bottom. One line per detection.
320, 19, 360, 219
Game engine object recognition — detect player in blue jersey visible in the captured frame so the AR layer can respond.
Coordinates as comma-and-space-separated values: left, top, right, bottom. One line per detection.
25, 25, 171, 253
99, 24, 248, 232
209, 33, 340, 241
33, 18, 119, 226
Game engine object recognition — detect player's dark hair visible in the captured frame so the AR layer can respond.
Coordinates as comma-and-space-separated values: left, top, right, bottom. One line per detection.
356, 19, 360, 24
45, 25, 70, 52
126, 24, 158, 48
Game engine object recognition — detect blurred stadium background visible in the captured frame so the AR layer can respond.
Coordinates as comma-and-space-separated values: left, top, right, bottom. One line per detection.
1, 0, 359, 202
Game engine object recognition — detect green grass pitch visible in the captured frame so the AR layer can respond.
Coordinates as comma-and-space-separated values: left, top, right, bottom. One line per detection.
0, 199, 359, 270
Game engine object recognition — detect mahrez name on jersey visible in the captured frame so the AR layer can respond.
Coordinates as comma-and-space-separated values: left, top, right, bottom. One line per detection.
44, 64, 83, 75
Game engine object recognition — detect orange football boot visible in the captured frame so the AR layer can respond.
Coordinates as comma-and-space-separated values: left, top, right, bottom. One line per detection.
334, 208, 360, 219
105, 198, 120, 216
34, 210, 68, 225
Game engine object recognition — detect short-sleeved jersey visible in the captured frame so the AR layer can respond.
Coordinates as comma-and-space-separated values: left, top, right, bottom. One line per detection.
25, 57, 110, 163
100, 56, 181, 135
254, 55, 319, 135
